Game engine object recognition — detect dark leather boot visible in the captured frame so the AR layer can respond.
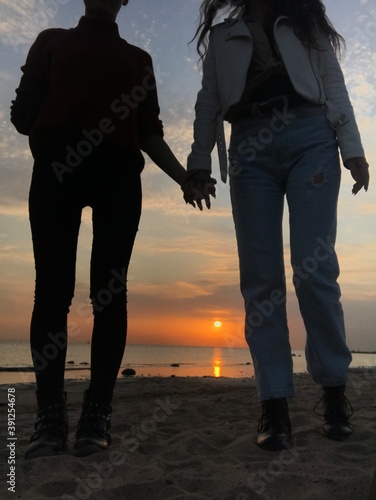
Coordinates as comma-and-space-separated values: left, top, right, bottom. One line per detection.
256, 397, 292, 451
25, 392, 68, 459
73, 390, 112, 457
314, 385, 353, 440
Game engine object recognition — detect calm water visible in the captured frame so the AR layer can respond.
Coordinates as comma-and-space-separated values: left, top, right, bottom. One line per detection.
1, 340, 376, 385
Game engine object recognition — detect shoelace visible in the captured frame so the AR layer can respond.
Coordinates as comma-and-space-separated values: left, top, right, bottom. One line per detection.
313, 393, 353, 419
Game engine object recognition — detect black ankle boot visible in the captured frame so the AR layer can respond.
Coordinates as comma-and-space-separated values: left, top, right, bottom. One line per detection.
73, 390, 112, 457
25, 392, 68, 460
313, 385, 353, 440
256, 397, 292, 451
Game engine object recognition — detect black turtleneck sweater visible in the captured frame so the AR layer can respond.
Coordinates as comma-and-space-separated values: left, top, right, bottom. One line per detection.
10, 16, 164, 165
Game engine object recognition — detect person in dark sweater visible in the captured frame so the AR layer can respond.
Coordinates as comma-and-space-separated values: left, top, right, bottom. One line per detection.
11, 0, 199, 459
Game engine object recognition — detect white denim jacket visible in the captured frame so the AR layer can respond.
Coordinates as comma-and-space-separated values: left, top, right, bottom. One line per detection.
187, 11, 365, 182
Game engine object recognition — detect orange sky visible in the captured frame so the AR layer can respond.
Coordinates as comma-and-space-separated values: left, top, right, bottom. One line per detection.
0, 0, 375, 351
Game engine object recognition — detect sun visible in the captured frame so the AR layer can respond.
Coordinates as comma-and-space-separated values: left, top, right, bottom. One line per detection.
214, 321, 222, 328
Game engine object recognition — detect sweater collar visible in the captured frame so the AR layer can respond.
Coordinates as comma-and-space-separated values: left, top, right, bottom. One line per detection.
76, 16, 120, 38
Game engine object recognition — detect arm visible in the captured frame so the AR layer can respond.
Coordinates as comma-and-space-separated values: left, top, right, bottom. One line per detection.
142, 135, 215, 210
316, 38, 369, 193
317, 38, 365, 160
187, 29, 221, 174
10, 31, 51, 135
136, 56, 187, 186
184, 30, 220, 209
135, 55, 187, 186
141, 134, 187, 187
136, 53, 214, 207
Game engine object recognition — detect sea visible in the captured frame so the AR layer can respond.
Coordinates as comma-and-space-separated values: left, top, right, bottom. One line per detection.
1, 340, 376, 386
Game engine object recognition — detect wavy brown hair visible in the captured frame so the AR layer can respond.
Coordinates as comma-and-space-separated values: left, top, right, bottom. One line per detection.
193, 0, 345, 59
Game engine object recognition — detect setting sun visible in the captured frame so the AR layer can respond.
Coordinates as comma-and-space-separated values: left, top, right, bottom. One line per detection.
214, 321, 222, 328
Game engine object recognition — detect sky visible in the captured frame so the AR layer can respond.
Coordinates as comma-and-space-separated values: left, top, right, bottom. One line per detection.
0, 0, 375, 351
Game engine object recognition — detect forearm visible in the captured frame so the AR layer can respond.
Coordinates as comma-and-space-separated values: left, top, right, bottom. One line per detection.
141, 135, 187, 186
319, 43, 365, 160
187, 34, 220, 173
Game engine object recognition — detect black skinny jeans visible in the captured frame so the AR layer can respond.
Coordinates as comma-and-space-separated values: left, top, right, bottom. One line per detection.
28, 146, 142, 408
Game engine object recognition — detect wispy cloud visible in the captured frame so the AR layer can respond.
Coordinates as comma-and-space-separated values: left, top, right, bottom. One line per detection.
0, 201, 28, 217
131, 280, 217, 300
0, 0, 75, 51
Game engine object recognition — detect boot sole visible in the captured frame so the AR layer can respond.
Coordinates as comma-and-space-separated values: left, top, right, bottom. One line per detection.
322, 429, 353, 441
73, 442, 109, 457
256, 435, 293, 451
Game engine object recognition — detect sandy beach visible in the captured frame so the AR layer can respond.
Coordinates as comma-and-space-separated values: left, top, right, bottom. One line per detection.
1, 368, 376, 500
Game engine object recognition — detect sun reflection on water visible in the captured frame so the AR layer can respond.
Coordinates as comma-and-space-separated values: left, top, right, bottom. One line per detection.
212, 347, 223, 378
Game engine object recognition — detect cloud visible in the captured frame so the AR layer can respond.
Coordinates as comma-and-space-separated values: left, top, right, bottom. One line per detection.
355, 202, 376, 215
0, 0, 46, 50
0, 245, 33, 263
0, 200, 28, 217
131, 280, 216, 300
129, 281, 244, 320
0, 0, 75, 51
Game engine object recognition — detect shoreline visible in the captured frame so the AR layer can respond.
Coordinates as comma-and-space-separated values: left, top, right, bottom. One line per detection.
1, 364, 375, 377
1, 366, 376, 390
1, 344, 375, 387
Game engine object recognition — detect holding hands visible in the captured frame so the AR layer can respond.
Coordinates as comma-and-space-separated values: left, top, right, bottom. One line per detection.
182, 169, 217, 210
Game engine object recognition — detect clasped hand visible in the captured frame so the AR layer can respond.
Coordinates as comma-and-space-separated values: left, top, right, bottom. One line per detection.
182, 170, 217, 210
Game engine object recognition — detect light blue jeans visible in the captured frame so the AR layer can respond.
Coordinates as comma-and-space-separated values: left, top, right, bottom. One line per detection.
229, 103, 352, 401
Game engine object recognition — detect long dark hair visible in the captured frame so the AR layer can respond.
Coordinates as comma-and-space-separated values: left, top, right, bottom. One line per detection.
193, 0, 345, 60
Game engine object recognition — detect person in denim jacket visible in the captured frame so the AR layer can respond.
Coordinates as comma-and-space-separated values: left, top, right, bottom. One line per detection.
184, 0, 370, 451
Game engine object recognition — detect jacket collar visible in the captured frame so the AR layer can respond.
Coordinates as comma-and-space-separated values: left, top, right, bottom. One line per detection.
223, 12, 251, 40
223, 10, 288, 41
224, 5, 246, 23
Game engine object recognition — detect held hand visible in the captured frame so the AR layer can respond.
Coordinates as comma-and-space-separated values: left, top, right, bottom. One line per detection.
344, 157, 370, 195
182, 170, 217, 211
